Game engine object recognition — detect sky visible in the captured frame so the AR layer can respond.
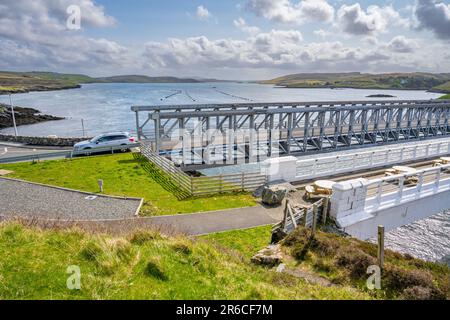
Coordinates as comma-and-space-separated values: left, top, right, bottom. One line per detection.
0, 0, 449, 80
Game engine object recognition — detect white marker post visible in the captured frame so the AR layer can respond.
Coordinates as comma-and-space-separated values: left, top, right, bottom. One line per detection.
98, 179, 104, 193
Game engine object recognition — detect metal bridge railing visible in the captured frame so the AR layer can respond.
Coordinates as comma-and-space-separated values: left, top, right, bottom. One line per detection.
295, 139, 450, 181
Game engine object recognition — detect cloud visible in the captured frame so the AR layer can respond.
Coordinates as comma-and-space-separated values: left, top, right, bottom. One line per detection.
414, 0, 450, 40
337, 3, 408, 36
386, 36, 419, 53
246, 0, 334, 24
196, 5, 211, 21
142, 30, 406, 75
0, 0, 132, 74
233, 18, 260, 34
314, 29, 332, 38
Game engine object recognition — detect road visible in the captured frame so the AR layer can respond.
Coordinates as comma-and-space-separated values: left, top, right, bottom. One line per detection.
0, 143, 71, 161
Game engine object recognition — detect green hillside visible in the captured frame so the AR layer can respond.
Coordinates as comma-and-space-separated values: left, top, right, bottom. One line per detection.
433, 81, 450, 93
261, 72, 450, 92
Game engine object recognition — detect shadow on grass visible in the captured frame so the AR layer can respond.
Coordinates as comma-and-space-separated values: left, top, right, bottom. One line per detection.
133, 153, 192, 200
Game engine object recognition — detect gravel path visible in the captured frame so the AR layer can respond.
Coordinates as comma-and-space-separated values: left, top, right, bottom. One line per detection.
0, 178, 142, 220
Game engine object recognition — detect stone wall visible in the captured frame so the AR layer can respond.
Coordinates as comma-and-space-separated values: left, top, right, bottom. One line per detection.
0, 134, 90, 147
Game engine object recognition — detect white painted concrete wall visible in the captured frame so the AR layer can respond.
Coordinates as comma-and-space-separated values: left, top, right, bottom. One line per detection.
261, 156, 298, 182
296, 139, 450, 182
330, 164, 450, 240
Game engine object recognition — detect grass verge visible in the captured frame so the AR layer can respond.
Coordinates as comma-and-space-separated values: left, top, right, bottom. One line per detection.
0, 222, 371, 300
0, 153, 256, 216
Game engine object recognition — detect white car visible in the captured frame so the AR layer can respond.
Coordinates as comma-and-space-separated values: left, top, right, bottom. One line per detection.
73, 132, 137, 153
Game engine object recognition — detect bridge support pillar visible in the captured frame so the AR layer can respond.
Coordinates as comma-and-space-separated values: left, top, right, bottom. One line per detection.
330, 178, 369, 221
261, 156, 298, 182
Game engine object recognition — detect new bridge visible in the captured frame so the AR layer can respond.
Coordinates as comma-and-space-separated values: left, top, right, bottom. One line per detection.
132, 99, 450, 168
132, 99, 450, 239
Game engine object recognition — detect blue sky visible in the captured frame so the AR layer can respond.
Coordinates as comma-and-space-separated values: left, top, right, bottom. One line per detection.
0, 0, 449, 79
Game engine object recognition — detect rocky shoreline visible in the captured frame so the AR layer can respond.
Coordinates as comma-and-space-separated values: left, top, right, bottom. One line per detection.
0, 104, 64, 130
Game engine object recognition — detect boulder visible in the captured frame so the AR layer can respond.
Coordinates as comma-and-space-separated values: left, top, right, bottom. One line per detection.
251, 245, 283, 267
261, 185, 287, 206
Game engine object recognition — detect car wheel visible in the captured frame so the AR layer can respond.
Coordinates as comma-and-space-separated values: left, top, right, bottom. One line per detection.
120, 144, 129, 153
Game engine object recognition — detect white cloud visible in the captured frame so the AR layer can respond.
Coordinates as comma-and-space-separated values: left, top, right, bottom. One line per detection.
386, 36, 419, 53
414, 0, 450, 40
196, 5, 211, 21
246, 0, 334, 24
314, 29, 332, 38
337, 3, 408, 36
233, 18, 260, 34
0, 0, 132, 74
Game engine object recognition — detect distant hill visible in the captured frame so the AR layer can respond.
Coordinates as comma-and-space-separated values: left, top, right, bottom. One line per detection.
0, 71, 227, 95
95, 75, 201, 83
261, 72, 450, 93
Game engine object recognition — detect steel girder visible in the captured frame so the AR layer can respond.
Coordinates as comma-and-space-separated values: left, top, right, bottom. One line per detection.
132, 100, 450, 167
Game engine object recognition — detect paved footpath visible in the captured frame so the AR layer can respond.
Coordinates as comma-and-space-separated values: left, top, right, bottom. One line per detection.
0, 178, 142, 221
0, 177, 282, 235
74, 205, 283, 236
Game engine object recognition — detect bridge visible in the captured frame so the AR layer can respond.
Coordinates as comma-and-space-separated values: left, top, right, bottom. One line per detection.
132, 99, 450, 239
132, 99, 450, 168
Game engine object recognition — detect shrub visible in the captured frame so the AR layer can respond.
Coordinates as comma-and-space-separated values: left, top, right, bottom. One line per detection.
400, 286, 447, 300
335, 249, 377, 279
383, 265, 433, 292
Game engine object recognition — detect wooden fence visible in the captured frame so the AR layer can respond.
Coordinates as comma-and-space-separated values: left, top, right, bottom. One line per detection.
140, 144, 267, 197
274, 197, 330, 235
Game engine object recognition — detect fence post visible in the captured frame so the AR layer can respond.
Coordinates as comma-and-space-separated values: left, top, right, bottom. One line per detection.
282, 200, 289, 231
241, 172, 245, 192
219, 174, 223, 193
312, 204, 318, 236
303, 207, 308, 227
377, 225, 385, 270
322, 197, 329, 225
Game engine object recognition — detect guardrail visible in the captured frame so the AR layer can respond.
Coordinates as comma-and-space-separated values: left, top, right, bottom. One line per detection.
364, 163, 450, 212
0, 144, 141, 164
295, 139, 450, 181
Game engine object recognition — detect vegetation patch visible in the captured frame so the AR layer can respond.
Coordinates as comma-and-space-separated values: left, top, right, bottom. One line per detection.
281, 227, 450, 300
0, 222, 372, 300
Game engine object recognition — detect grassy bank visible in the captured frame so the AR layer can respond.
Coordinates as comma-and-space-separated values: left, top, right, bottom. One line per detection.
0, 153, 256, 216
0, 222, 371, 300
439, 94, 450, 99
205, 226, 449, 300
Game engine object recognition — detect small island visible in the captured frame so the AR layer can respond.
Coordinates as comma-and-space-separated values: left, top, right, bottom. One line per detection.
0, 104, 63, 129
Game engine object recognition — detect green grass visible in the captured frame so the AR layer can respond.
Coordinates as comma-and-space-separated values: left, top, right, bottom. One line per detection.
0, 153, 256, 216
439, 94, 450, 99
0, 222, 372, 300
202, 226, 273, 259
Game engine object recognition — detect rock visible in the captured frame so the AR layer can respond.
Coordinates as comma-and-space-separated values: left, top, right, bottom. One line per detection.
0, 134, 89, 147
251, 245, 283, 267
261, 185, 287, 206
